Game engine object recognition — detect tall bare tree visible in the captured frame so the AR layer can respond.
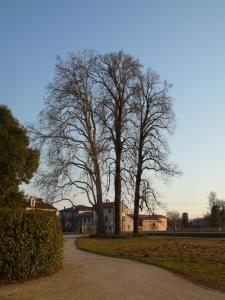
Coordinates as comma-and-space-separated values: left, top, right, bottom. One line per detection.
94, 51, 141, 234
29, 50, 180, 236
128, 70, 180, 234
30, 52, 106, 235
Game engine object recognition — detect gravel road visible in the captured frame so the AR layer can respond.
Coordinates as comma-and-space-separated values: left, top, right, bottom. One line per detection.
0, 236, 224, 300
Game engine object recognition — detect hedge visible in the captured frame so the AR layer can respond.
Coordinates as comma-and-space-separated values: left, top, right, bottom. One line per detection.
0, 208, 63, 282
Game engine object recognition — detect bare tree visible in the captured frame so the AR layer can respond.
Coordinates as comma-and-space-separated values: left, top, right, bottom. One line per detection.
128, 70, 180, 234
167, 210, 180, 230
93, 51, 141, 234
139, 181, 166, 215
29, 50, 180, 236
207, 191, 225, 227
29, 52, 107, 235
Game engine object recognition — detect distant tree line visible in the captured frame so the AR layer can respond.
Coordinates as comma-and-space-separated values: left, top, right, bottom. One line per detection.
207, 191, 225, 228
166, 210, 189, 230
30, 50, 180, 235
166, 192, 225, 231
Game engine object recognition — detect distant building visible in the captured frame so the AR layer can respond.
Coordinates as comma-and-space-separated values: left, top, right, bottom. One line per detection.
136, 214, 167, 231
182, 212, 189, 227
59, 200, 133, 234
26, 197, 57, 213
59, 201, 167, 234
59, 205, 94, 233
103, 200, 133, 233
190, 217, 209, 228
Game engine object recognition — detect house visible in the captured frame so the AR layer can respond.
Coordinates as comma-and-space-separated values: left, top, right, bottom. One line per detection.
190, 217, 210, 228
137, 214, 167, 231
59, 200, 134, 234
59, 203, 167, 233
26, 196, 57, 213
79, 211, 96, 234
59, 205, 94, 233
59, 207, 77, 232
102, 200, 133, 233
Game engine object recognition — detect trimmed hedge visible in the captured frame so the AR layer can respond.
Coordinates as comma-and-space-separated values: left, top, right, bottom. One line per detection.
0, 208, 63, 282
146, 231, 225, 238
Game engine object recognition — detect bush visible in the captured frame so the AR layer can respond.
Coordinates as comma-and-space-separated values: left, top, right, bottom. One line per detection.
0, 208, 63, 282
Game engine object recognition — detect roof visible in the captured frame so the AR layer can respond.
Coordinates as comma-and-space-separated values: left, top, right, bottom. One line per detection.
79, 211, 94, 218
59, 205, 93, 213
128, 214, 167, 220
139, 214, 167, 220
27, 197, 57, 211
102, 202, 114, 209
59, 201, 127, 211
102, 201, 128, 209
59, 207, 76, 212
76, 205, 93, 211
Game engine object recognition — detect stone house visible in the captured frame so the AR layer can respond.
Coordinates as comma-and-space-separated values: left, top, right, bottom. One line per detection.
137, 214, 167, 231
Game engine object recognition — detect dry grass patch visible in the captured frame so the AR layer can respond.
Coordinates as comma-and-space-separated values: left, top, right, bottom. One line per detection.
76, 236, 225, 291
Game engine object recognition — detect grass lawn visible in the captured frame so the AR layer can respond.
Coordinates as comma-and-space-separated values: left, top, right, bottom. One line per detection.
76, 236, 225, 291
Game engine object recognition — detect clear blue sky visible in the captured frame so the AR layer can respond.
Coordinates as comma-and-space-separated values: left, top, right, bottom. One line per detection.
1, 0, 225, 217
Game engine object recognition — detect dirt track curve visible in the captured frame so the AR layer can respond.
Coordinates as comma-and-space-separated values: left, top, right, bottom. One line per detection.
0, 236, 225, 300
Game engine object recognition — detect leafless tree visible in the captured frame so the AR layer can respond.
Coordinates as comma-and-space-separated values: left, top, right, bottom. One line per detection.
139, 181, 166, 214
93, 51, 141, 234
127, 70, 180, 234
167, 210, 180, 230
29, 50, 180, 236
29, 51, 107, 235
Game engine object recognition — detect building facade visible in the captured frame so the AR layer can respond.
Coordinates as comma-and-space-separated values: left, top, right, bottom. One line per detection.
59, 205, 94, 233
102, 201, 133, 233
59, 202, 167, 233
138, 215, 167, 231
59, 201, 133, 234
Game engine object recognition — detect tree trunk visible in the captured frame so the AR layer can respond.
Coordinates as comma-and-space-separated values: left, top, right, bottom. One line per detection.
93, 153, 105, 235
114, 149, 121, 235
133, 169, 142, 234
133, 135, 143, 234
95, 177, 105, 235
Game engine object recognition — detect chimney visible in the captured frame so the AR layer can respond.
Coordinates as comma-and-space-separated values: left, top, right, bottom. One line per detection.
31, 197, 36, 208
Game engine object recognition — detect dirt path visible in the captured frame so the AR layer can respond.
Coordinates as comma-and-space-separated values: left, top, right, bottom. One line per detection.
0, 236, 225, 300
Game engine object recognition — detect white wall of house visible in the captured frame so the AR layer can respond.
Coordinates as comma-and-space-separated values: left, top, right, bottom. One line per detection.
86, 202, 135, 233
104, 207, 115, 233
103, 202, 134, 233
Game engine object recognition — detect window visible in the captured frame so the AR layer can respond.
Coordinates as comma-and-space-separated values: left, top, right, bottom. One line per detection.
108, 209, 111, 213
105, 226, 108, 231
105, 216, 108, 222
109, 226, 112, 232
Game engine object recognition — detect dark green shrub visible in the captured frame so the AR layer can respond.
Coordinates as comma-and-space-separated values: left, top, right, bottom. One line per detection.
0, 208, 63, 282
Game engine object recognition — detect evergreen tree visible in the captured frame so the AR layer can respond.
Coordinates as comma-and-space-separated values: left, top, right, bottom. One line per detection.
0, 105, 39, 206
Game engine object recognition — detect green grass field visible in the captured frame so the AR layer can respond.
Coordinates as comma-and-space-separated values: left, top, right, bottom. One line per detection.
76, 236, 225, 291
